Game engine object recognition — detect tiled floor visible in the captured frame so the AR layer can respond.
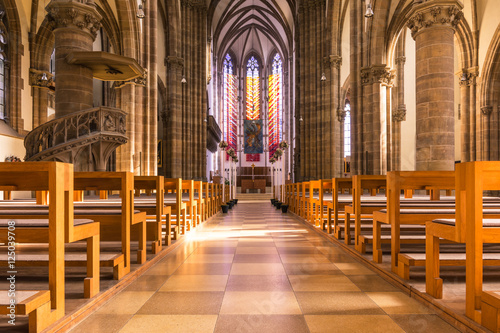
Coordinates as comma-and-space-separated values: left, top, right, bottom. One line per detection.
69, 202, 460, 333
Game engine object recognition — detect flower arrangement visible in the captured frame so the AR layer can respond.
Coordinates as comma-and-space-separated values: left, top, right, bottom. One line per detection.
4, 156, 22, 162
274, 148, 283, 158
232, 156, 238, 163
219, 141, 228, 149
270, 157, 276, 164
226, 148, 236, 158
279, 141, 289, 149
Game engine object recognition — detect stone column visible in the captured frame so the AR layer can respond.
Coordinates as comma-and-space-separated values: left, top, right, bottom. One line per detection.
459, 70, 477, 162
47, 1, 101, 118
166, 56, 184, 178
392, 52, 407, 171
325, 55, 342, 178
407, 0, 463, 171
149, 0, 158, 176
481, 106, 493, 161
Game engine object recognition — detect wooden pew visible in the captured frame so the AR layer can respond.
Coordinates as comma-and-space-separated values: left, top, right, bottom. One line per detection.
298, 182, 308, 219
326, 177, 352, 236
291, 183, 299, 214
425, 162, 500, 323
290, 183, 298, 213
344, 175, 386, 249
284, 183, 291, 206
208, 183, 216, 216
74, 171, 144, 277
482, 291, 500, 332
164, 178, 185, 238
182, 180, 197, 229
134, 176, 171, 251
0, 162, 78, 331
212, 183, 221, 213
369, 171, 455, 275
0, 290, 51, 333
194, 181, 204, 224
309, 180, 333, 228
202, 182, 210, 221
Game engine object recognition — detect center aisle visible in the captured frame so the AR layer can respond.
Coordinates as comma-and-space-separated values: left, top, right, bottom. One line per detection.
70, 202, 459, 333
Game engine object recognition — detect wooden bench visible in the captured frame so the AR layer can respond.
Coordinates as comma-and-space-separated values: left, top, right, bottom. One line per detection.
202, 182, 210, 221
308, 180, 333, 228
164, 178, 186, 237
195, 181, 204, 225
74, 171, 144, 277
208, 182, 216, 216
291, 183, 299, 213
134, 176, 172, 251
481, 291, 500, 333
298, 182, 309, 219
0, 162, 74, 330
343, 175, 386, 249
326, 177, 352, 236
0, 290, 51, 333
425, 162, 500, 323
214, 183, 222, 212
366, 171, 458, 276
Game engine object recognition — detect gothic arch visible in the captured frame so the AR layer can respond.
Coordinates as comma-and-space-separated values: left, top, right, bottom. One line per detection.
0, 0, 22, 132
479, 23, 500, 110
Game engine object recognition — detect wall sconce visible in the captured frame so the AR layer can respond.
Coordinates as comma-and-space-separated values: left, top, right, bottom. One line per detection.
181, 76, 187, 84
137, 3, 145, 19
320, 73, 326, 81
299, 116, 303, 122
365, 1, 374, 18
41, 73, 48, 81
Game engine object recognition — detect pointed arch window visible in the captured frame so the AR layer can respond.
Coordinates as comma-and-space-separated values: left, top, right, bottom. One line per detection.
268, 53, 282, 159
0, 11, 7, 120
246, 56, 260, 120
344, 102, 351, 157
223, 53, 237, 150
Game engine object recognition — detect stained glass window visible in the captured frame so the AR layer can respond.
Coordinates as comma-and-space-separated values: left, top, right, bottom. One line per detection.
268, 53, 282, 159
223, 54, 237, 150
246, 56, 260, 120
0, 13, 7, 120
344, 103, 351, 157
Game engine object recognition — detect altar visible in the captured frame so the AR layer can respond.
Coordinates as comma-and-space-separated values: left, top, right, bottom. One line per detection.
241, 179, 267, 193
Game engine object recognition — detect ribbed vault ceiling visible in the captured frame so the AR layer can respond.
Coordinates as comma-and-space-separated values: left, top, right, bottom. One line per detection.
208, 0, 295, 69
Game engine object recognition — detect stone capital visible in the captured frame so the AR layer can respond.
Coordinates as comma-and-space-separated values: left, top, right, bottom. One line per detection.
361, 65, 396, 86
336, 108, 346, 123
481, 106, 493, 116
29, 68, 54, 89
393, 105, 407, 122
181, 0, 207, 11
46, 1, 102, 40
407, 0, 464, 40
324, 55, 342, 69
298, 0, 325, 12
166, 56, 184, 72
458, 69, 478, 87
395, 56, 406, 66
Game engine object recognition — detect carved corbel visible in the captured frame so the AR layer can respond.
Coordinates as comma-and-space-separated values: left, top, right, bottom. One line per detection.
392, 105, 407, 122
